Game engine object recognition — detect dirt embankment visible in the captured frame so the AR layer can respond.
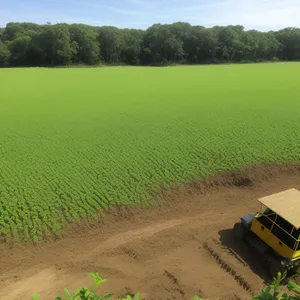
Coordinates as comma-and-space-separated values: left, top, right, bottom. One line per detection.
0, 163, 300, 300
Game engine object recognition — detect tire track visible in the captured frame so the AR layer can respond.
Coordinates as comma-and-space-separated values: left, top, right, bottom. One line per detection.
202, 241, 255, 296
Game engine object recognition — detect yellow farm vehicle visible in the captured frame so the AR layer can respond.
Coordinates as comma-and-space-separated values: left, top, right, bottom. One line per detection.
234, 188, 300, 279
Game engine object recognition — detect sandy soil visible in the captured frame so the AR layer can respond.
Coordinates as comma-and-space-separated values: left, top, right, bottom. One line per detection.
0, 164, 299, 300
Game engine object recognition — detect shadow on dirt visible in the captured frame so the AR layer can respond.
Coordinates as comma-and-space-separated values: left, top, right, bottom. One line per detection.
218, 229, 299, 285
218, 228, 271, 284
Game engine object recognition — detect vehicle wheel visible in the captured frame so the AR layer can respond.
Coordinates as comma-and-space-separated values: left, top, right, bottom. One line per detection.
269, 260, 287, 280
233, 222, 245, 240
292, 266, 300, 274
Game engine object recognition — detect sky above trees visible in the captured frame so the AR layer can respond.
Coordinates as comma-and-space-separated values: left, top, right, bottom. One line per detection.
0, 0, 299, 31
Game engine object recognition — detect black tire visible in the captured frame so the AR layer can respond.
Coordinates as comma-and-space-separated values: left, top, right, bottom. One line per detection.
292, 266, 300, 274
269, 260, 287, 280
233, 222, 245, 240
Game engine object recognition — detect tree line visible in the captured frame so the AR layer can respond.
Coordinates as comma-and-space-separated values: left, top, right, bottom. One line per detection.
0, 21, 300, 67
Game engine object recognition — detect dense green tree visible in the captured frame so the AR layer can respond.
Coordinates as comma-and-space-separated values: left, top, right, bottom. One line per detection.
142, 24, 182, 63
30, 24, 75, 65
69, 24, 100, 65
184, 26, 218, 62
167, 22, 192, 62
0, 41, 10, 66
120, 29, 143, 65
213, 25, 245, 61
2, 22, 25, 41
0, 28, 4, 42
97, 26, 124, 63
0, 21, 299, 67
276, 27, 300, 60
8, 35, 32, 65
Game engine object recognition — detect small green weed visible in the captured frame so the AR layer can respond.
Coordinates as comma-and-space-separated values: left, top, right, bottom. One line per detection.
32, 272, 300, 300
253, 273, 300, 300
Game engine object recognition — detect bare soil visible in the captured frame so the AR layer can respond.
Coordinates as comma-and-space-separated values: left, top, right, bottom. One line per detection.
0, 163, 300, 300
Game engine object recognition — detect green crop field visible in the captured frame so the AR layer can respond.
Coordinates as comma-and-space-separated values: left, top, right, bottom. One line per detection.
1, 63, 300, 242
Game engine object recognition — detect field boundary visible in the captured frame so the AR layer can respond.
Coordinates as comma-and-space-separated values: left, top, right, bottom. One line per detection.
50, 162, 300, 243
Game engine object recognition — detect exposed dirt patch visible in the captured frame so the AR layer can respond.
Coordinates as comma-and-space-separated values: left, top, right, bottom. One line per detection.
0, 163, 300, 300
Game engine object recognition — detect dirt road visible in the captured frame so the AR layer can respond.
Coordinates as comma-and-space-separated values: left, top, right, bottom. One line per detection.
0, 165, 299, 300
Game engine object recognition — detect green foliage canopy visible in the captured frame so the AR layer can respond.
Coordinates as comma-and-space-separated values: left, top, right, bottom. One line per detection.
1, 21, 300, 66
